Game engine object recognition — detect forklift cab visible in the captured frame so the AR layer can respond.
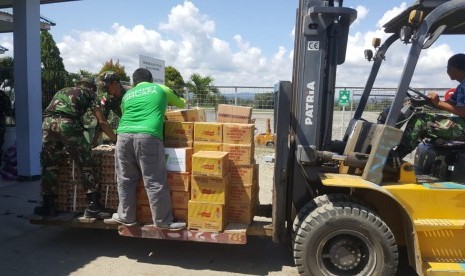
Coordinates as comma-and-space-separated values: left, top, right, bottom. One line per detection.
346, 0, 465, 184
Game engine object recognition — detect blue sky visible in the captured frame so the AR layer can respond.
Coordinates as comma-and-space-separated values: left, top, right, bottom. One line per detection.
1, 0, 462, 88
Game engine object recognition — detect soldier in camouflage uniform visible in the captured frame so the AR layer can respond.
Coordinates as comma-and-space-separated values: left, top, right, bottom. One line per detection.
396, 53, 465, 159
0, 89, 13, 167
91, 71, 127, 147
35, 78, 117, 219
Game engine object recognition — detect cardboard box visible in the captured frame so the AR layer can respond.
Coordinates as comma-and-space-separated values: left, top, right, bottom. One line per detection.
228, 183, 254, 204
222, 144, 254, 165
193, 142, 222, 154
194, 122, 223, 143
188, 201, 226, 232
229, 164, 254, 186
136, 185, 150, 204
165, 108, 206, 122
216, 104, 252, 124
191, 175, 228, 204
164, 121, 194, 141
192, 151, 228, 178
167, 172, 191, 192
222, 123, 255, 144
164, 147, 193, 172
227, 203, 253, 224
163, 140, 193, 148
170, 191, 190, 209
136, 204, 153, 224
173, 208, 188, 223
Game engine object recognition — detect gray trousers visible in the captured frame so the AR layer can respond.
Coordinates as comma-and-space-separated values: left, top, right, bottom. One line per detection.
115, 133, 173, 225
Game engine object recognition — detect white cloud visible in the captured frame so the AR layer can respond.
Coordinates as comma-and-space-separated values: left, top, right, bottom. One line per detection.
377, 2, 408, 29
353, 5, 368, 25
49, 1, 292, 86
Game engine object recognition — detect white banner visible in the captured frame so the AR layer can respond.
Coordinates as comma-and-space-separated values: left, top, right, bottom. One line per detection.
139, 55, 165, 84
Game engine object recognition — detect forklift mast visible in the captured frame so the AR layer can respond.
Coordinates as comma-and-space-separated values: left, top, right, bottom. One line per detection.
273, 0, 357, 241
292, 0, 356, 152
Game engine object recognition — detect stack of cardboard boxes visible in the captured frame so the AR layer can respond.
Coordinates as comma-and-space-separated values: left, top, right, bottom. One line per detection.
56, 145, 119, 213
163, 104, 259, 232
55, 105, 259, 233
216, 104, 259, 226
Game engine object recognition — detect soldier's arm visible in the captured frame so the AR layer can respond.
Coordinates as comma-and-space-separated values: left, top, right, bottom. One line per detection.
91, 107, 117, 142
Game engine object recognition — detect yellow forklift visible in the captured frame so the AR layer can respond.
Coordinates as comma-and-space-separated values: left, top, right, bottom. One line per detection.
278, 0, 465, 275
255, 118, 276, 147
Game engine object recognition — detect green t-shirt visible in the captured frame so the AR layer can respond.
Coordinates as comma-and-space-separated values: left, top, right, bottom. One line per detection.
117, 82, 186, 139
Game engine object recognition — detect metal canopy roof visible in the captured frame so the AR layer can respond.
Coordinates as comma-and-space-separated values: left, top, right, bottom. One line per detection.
0, 0, 78, 9
0, 0, 77, 33
383, 0, 465, 35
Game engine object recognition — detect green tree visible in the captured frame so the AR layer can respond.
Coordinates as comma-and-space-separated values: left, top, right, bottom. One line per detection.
186, 73, 219, 107
165, 66, 185, 96
0, 57, 14, 84
100, 59, 130, 82
40, 30, 71, 110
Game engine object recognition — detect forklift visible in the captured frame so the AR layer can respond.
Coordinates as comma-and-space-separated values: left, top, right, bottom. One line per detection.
274, 0, 465, 275
31, 0, 465, 275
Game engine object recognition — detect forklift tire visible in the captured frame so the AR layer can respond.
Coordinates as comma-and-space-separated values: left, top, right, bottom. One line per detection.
293, 201, 398, 276
292, 194, 358, 235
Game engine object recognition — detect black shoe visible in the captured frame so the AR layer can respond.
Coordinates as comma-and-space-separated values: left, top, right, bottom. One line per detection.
84, 207, 111, 219
84, 192, 111, 219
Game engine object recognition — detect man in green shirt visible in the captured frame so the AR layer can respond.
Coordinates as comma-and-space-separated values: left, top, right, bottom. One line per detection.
105, 68, 186, 229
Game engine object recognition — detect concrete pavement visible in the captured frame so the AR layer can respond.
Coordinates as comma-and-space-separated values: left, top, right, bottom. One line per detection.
0, 177, 298, 276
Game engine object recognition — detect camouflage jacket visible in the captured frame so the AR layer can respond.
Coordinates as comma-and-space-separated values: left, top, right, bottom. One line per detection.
43, 87, 99, 120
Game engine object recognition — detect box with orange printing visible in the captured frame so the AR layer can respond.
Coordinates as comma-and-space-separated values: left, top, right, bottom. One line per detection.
228, 164, 254, 186
167, 172, 191, 192
191, 175, 228, 204
188, 201, 226, 232
192, 151, 228, 178
164, 121, 194, 141
193, 122, 223, 143
222, 144, 254, 165
193, 142, 222, 154
222, 123, 254, 144
165, 108, 206, 122
170, 191, 190, 209
227, 203, 253, 224
228, 182, 254, 204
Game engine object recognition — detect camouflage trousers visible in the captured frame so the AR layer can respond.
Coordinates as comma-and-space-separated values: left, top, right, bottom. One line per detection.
398, 113, 465, 155
41, 116, 99, 195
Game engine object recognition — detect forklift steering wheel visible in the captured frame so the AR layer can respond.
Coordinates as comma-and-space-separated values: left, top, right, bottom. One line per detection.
407, 87, 430, 101
407, 87, 433, 107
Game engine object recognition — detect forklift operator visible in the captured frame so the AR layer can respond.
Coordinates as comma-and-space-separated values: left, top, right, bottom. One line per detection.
394, 53, 465, 161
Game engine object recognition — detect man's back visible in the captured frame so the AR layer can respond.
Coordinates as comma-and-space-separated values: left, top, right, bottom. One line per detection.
44, 86, 98, 119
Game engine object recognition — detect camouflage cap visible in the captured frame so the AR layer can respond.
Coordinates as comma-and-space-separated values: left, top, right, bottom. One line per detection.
100, 71, 121, 85
76, 77, 97, 91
